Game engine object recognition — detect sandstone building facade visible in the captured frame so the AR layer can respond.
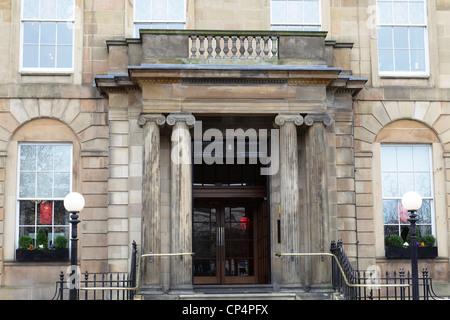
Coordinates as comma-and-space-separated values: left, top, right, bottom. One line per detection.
0, 0, 449, 299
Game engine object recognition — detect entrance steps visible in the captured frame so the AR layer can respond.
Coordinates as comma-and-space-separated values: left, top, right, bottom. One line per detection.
136, 285, 337, 300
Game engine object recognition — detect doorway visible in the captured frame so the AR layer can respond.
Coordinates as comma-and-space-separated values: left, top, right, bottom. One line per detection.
193, 198, 268, 284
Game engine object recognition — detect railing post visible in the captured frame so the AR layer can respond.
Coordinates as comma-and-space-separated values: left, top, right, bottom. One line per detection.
59, 271, 65, 300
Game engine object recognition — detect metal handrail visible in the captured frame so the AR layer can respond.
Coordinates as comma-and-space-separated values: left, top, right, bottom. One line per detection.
275, 252, 410, 289
79, 252, 195, 292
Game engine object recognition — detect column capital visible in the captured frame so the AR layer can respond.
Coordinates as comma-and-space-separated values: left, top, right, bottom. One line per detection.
274, 113, 304, 127
138, 113, 166, 127
166, 113, 196, 127
304, 113, 333, 126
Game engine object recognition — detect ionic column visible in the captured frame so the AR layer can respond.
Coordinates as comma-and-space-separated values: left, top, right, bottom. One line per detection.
137, 113, 166, 294
166, 113, 195, 294
274, 113, 303, 291
304, 113, 332, 290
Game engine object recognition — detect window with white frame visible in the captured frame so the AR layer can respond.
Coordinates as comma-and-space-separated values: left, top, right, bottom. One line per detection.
376, 0, 428, 75
17, 143, 72, 249
381, 145, 434, 241
271, 0, 321, 31
20, 0, 75, 71
134, 0, 186, 37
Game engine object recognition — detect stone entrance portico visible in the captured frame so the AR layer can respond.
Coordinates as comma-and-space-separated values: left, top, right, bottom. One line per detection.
96, 30, 366, 296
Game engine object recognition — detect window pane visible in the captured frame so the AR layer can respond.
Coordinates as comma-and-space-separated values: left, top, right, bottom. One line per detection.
379, 49, 394, 72
40, 22, 56, 45
303, 0, 320, 24
417, 199, 431, 224
135, 0, 151, 21
168, 0, 185, 20
393, 27, 408, 49
413, 145, 430, 171
23, 22, 39, 44
57, 45, 72, 68
271, 0, 286, 24
54, 145, 71, 171
54, 172, 70, 198
397, 146, 413, 171
54, 200, 69, 225
381, 146, 397, 171
393, 1, 409, 24
409, 1, 424, 24
20, 145, 36, 171
57, 22, 73, 45
19, 173, 36, 198
398, 172, 414, 196
37, 145, 53, 171
382, 173, 398, 197
287, 1, 302, 24
37, 172, 53, 198
23, 45, 39, 68
394, 49, 410, 71
23, 0, 40, 19
152, 0, 167, 20
57, 0, 74, 20
384, 225, 399, 237
410, 27, 424, 49
19, 200, 36, 225
414, 172, 431, 197
378, 1, 393, 24
378, 27, 393, 49
41, 0, 57, 19
383, 200, 399, 224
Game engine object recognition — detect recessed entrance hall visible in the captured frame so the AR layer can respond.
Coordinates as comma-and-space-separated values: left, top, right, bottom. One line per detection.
192, 141, 269, 285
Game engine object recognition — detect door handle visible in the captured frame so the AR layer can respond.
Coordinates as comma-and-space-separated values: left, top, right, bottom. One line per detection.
217, 227, 225, 246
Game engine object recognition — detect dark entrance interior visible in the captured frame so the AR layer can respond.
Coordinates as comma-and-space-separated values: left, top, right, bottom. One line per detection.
192, 149, 270, 285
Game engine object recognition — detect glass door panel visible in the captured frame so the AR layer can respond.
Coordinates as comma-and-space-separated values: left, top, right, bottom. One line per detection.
193, 207, 218, 283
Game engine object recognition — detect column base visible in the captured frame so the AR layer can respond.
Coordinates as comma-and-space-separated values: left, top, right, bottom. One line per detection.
168, 285, 195, 295
137, 285, 165, 296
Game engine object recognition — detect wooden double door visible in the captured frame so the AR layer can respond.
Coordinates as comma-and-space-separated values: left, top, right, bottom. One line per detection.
193, 198, 268, 285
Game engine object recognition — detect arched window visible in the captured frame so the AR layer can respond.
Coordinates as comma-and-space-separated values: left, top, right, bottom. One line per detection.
376, 120, 439, 242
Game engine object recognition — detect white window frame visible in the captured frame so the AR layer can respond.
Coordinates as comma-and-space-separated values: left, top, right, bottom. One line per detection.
380, 144, 435, 239
270, 0, 322, 31
16, 143, 73, 250
376, 0, 430, 77
20, 0, 75, 73
134, 0, 186, 37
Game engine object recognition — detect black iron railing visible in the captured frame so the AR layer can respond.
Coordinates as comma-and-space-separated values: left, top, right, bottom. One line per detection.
330, 240, 443, 300
54, 241, 137, 300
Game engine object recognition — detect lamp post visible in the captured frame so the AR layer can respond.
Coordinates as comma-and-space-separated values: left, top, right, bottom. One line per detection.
401, 191, 422, 301
64, 192, 85, 300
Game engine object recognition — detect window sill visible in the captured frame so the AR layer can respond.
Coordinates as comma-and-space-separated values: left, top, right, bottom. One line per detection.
379, 72, 430, 79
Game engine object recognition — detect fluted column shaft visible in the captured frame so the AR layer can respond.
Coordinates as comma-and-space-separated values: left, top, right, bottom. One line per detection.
167, 113, 195, 293
275, 114, 303, 290
138, 114, 165, 293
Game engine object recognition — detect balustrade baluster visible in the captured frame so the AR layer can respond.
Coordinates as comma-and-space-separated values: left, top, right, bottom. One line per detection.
239, 36, 246, 59
271, 36, 278, 59
231, 36, 237, 58
255, 36, 261, 58
223, 36, 230, 59
247, 36, 254, 59
263, 36, 270, 57
214, 36, 222, 58
190, 35, 197, 58
207, 35, 213, 58
198, 36, 205, 58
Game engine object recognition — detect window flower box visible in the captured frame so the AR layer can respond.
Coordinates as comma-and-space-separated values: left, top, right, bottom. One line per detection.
15, 248, 69, 261
385, 246, 438, 259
